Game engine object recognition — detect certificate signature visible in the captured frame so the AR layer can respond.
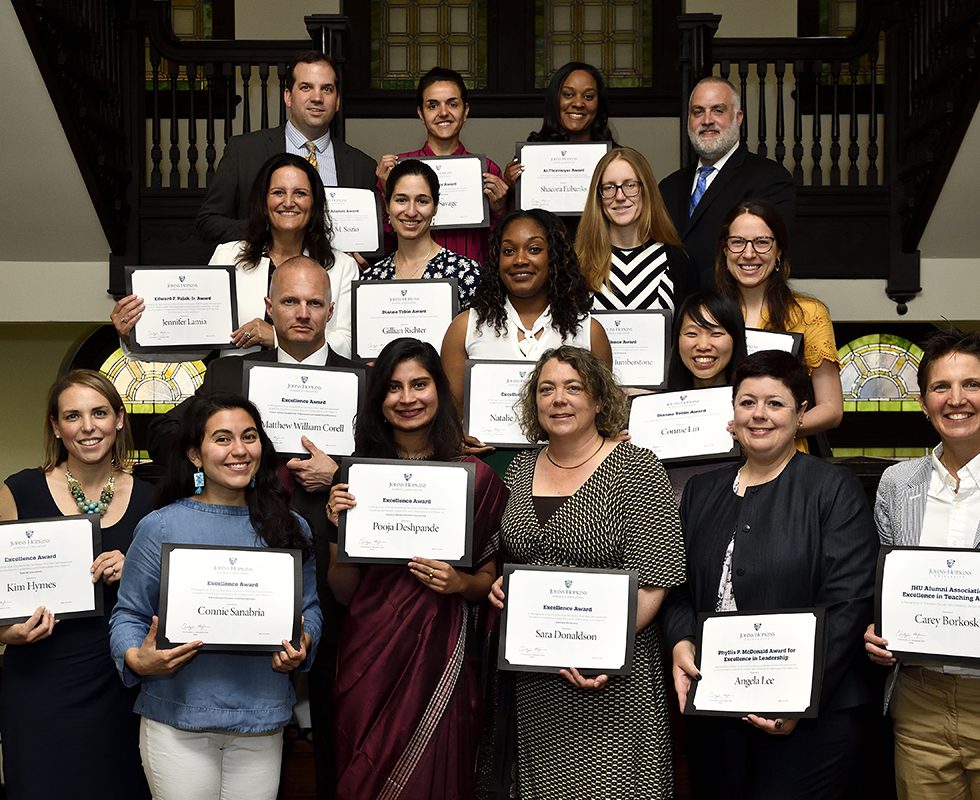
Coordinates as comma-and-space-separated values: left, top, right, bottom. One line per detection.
180, 622, 211, 636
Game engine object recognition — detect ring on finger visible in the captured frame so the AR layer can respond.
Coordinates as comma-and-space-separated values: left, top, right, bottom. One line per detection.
428, 570, 434, 579
122, 316, 128, 323
244, 331, 252, 340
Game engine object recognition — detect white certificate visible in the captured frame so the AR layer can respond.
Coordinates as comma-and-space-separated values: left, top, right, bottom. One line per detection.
0, 517, 102, 625
593, 310, 671, 389
413, 155, 490, 229
243, 362, 363, 457
324, 187, 383, 257
498, 565, 638, 675
877, 547, 980, 665
351, 279, 459, 360
628, 387, 739, 463
688, 609, 825, 718
463, 360, 535, 447
127, 266, 237, 352
516, 142, 611, 215
158, 545, 301, 652
336, 458, 475, 566
745, 328, 804, 357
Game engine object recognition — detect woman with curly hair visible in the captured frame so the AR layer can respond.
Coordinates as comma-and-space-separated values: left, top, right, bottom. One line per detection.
111, 153, 358, 358
440, 208, 612, 415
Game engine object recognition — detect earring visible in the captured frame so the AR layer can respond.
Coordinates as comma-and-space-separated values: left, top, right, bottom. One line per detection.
248, 477, 256, 489
775, 257, 783, 272
193, 469, 205, 495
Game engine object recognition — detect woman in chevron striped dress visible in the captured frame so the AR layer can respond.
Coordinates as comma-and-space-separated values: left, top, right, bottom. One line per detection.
576, 147, 695, 314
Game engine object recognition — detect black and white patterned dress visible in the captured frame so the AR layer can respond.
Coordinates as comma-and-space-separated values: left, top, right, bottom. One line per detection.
361, 247, 481, 309
593, 241, 695, 313
499, 442, 686, 799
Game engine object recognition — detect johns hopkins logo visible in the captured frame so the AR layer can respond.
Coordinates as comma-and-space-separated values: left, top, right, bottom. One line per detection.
228, 557, 237, 566
301, 375, 309, 385
329, 192, 336, 199
560, 149, 567, 156
948, 559, 956, 568
178, 275, 186, 283
615, 320, 621, 327
679, 394, 688, 401
25, 531, 33, 539
564, 580, 573, 588
754, 622, 762, 631
403, 473, 412, 482
400, 289, 408, 297
519, 370, 527, 379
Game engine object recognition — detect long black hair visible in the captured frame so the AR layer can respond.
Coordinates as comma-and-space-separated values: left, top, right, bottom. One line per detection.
155, 393, 310, 557
666, 291, 748, 390
528, 61, 615, 143
355, 338, 463, 461
472, 209, 593, 340
239, 153, 335, 272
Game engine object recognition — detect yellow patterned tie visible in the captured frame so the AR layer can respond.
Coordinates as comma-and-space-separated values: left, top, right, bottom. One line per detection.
305, 141, 318, 170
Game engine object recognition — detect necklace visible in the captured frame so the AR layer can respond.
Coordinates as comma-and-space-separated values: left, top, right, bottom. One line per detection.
66, 468, 115, 516
395, 243, 438, 279
398, 451, 434, 460
545, 438, 605, 470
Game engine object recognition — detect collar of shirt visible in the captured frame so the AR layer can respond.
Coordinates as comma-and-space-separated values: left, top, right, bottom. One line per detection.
285, 121, 331, 155
504, 296, 550, 338
692, 140, 740, 194
277, 342, 330, 366
930, 444, 980, 498
418, 141, 468, 158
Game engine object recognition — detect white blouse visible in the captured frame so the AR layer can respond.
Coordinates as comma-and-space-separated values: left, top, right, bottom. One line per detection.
464, 297, 591, 360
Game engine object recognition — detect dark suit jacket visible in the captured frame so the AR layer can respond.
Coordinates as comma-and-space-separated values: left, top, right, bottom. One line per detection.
659, 143, 796, 289
660, 453, 878, 712
147, 347, 359, 641
196, 124, 378, 244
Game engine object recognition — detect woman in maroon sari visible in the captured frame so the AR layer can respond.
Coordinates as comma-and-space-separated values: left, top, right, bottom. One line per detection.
327, 337, 509, 800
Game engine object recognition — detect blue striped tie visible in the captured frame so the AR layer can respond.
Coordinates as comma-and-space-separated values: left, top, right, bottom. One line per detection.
688, 165, 715, 217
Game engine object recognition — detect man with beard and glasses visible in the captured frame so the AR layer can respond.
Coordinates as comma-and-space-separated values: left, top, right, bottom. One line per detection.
659, 77, 795, 289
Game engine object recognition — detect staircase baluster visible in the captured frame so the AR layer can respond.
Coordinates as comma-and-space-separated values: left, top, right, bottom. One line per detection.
830, 60, 841, 186
149, 44, 162, 189
187, 62, 199, 190
260, 63, 270, 130
811, 61, 823, 186
792, 60, 804, 183
756, 60, 768, 158
774, 60, 786, 167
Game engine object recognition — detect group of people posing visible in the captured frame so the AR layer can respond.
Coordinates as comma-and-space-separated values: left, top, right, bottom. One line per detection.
0, 51, 975, 800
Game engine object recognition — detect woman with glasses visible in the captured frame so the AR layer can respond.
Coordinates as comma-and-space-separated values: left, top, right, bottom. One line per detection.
715, 198, 843, 441
576, 148, 694, 313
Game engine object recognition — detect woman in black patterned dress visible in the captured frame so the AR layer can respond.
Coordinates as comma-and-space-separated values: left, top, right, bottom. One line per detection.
487, 346, 685, 799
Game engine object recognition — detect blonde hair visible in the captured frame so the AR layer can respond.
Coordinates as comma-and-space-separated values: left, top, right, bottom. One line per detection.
43, 370, 132, 472
575, 147, 681, 293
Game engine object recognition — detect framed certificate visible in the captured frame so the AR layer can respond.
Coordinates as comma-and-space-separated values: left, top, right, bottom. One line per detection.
745, 328, 804, 358
324, 187, 383, 258
515, 142, 611, 216
243, 362, 364, 458
593, 310, 671, 389
628, 387, 740, 464
336, 458, 475, 566
0, 516, 103, 626
126, 266, 238, 352
687, 608, 826, 718
876, 546, 980, 666
351, 279, 459, 361
463, 360, 536, 448
412, 154, 490, 229
498, 564, 638, 676
157, 544, 302, 652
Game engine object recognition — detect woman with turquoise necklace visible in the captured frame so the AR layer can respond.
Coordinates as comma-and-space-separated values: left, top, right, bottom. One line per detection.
0, 369, 152, 799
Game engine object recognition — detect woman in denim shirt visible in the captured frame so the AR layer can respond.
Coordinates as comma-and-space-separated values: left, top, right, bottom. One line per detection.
110, 393, 322, 800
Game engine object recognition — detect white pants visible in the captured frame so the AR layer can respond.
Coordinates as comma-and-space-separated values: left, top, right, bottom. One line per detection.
139, 717, 283, 800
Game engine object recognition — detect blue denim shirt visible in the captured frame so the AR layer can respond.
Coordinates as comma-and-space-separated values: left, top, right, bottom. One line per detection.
109, 499, 322, 733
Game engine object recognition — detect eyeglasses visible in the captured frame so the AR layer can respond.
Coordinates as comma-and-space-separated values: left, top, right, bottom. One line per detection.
725, 236, 776, 254
599, 180, 642, 199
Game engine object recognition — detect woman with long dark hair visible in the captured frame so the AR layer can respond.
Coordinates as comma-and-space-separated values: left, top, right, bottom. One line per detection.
110, 393, 321, 800
328, 338, 509, 798
665, 290, 747, 390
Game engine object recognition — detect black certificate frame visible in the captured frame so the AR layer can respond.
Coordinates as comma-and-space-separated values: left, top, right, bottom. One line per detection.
336, 457, 476, 566
875, 545, 980, 668
462, 359, 536, 448
592, 309, 672, 391
514, 141, 612, 216
157, 543, 302, 653
409, 154, 491, 230
627, 387, 742, 466
125, 265, 239, 353
350, 278, 460, 362
686, 607, 826, 719
324, 186, 385, 259
497, 564, 639, 676
0, 515, 104, 626
242, 361, 366, 458
744, 328, 805, 359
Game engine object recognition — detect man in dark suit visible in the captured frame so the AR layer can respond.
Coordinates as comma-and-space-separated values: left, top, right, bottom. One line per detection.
659, 77, 796, 289
196, 51, 377, 245
148, 255, 358, 799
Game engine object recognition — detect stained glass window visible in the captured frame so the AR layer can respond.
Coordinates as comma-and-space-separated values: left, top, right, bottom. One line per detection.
535, 0, 653, 88
837, 333, 923, 412
371, 0, 488, 90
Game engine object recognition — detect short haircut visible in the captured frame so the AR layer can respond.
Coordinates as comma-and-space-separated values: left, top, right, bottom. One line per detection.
917, 328, 980, 390
43, 369, 132, 471
732, 349, 810, 409
285, 51, 338, 92
516, 346, 628, 441
666, 291, 748, 390
385, 158, 440, 206
272, 255, 332, 304
416, 66, 468, 110
690, 76, 741, 114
